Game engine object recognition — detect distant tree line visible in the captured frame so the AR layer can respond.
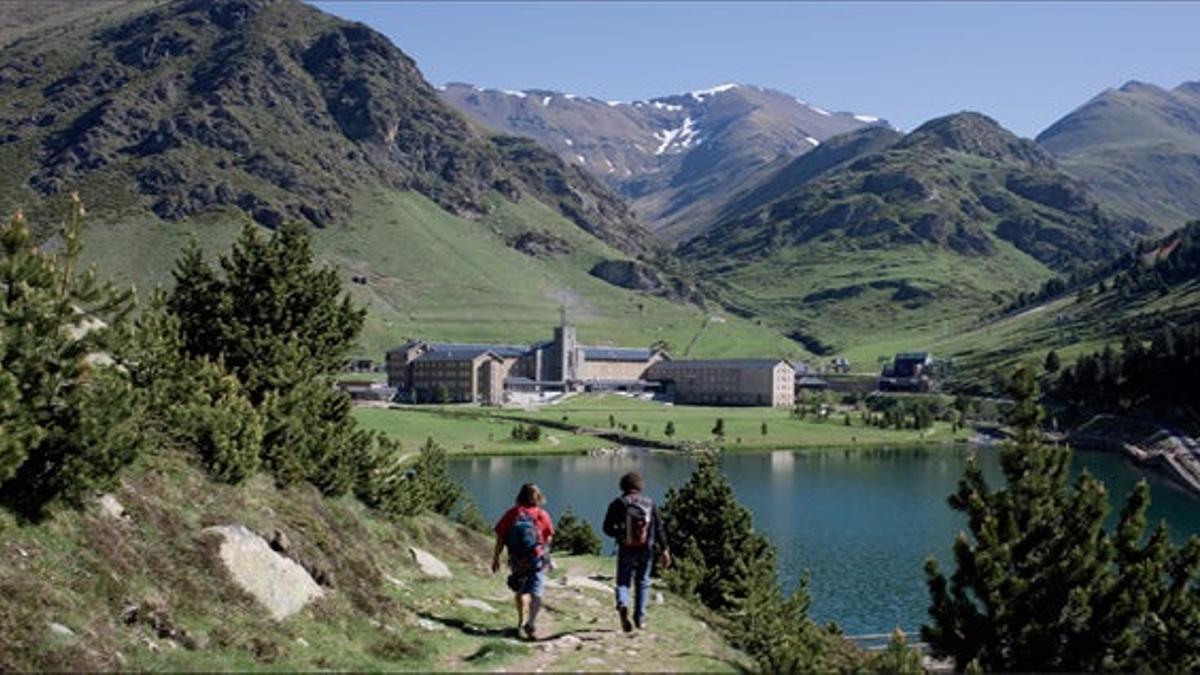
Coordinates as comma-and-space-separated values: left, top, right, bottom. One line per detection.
993, 220, 1200, 318
1106, 220, 1200, 299
1050, 323, 1200, 422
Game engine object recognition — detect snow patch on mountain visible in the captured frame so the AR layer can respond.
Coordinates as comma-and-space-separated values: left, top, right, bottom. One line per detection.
654, 117, 700, 155
503, 90, 527, 98
690, 83, 739, 101
854, 114, 879, 123
650, 101, 683, 112
564, 138, 574, 147
805, 136, 820, 146
808, 104, 831, 116
541, 95, 552, 106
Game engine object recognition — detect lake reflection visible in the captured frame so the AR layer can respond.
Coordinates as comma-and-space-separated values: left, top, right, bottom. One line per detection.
451, 447, 1200, 635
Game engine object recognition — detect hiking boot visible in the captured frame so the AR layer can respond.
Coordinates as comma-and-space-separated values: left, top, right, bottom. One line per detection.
522, 623, 538, 641
634, 615, 645, 630
617, 606, 633, 633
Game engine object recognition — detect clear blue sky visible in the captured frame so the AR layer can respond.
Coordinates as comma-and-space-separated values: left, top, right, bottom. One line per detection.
312, 1, 1200, 137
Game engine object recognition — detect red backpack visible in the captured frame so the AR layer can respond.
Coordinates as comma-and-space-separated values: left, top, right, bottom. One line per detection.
622, 494, 653, 549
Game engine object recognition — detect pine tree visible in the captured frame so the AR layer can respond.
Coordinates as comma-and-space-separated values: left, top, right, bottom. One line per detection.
168, 221, 364, 403
166, 221, 369, 493
662, 453, 774, 611
1044, 349, 1061, 374
0, 198, 140, 519
664, 452, 834, 671
407, 437, 461, 516
731, 566, 829, 673
923, 364, 1200, 670
664, 420, 675, 440
120, 292, 264, 485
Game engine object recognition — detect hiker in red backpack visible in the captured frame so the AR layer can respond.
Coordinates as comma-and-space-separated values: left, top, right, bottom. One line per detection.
492, 483, 555, 640
602, 471, 671, 632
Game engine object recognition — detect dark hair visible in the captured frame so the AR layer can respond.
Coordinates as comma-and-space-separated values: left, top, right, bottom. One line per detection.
619, 472, 643, 494
516, 483, 545, 507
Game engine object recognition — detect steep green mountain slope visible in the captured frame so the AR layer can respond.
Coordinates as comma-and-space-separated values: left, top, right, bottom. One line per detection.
680, 112, 1149, 356
1, 0, 798, 359
1038, 80, 1200, 231
0, 0, 647, 255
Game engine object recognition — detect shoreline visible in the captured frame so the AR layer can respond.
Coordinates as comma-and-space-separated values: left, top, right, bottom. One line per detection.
1069, 430, 1200, 499
443, 437, 981, 460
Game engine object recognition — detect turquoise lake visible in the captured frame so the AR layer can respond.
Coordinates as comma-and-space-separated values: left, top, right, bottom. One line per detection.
450, 447, 1200, 636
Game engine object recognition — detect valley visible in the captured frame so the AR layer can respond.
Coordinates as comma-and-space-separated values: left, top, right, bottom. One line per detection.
4, 0, 1200, 671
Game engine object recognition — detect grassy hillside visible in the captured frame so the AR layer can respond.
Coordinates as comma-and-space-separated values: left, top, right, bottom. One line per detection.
702, 237, 1053, 362
80, 187, 804, 360
0, 447, 747, 671
900, 224, 1200, 390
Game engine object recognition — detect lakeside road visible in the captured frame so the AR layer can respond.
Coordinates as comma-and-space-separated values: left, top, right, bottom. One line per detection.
354, 394, 974, 457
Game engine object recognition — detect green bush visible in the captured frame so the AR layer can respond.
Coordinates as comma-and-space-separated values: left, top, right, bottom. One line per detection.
552, 508, 602, 555
453, 495, 490, 534
178, 368, 263, 484
510, 423, 543, 442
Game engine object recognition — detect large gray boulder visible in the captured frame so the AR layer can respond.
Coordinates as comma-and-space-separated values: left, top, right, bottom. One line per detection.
204, 525, 324, 620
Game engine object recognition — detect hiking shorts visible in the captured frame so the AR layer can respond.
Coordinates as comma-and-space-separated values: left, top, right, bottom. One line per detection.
507, 568, 545, 596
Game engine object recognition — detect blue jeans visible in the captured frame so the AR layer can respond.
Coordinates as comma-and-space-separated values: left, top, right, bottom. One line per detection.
615, 547, 653, 621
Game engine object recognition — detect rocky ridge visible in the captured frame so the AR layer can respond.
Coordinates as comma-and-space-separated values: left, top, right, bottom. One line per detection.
441, 81, 886, 240
0, 0, 654, 256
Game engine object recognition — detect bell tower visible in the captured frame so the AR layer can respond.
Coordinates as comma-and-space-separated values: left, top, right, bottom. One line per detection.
555, 306, 578, 384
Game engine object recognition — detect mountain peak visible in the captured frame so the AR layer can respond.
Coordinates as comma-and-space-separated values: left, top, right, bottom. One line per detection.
1117, 79, 1166, 95
900, 112, 1052, 168
687, 82, 741, 101
1175, 81, 1200, 97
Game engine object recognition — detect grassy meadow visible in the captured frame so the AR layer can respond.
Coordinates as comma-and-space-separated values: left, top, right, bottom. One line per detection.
357, 394, 972, 456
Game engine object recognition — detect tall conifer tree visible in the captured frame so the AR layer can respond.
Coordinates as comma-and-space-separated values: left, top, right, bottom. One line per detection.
923, 365, 1200, 670
0, 197, 139, 518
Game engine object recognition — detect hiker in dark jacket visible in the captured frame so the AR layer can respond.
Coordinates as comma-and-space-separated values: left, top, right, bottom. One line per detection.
492, 483, 554, 640
603, 471, 670, 632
